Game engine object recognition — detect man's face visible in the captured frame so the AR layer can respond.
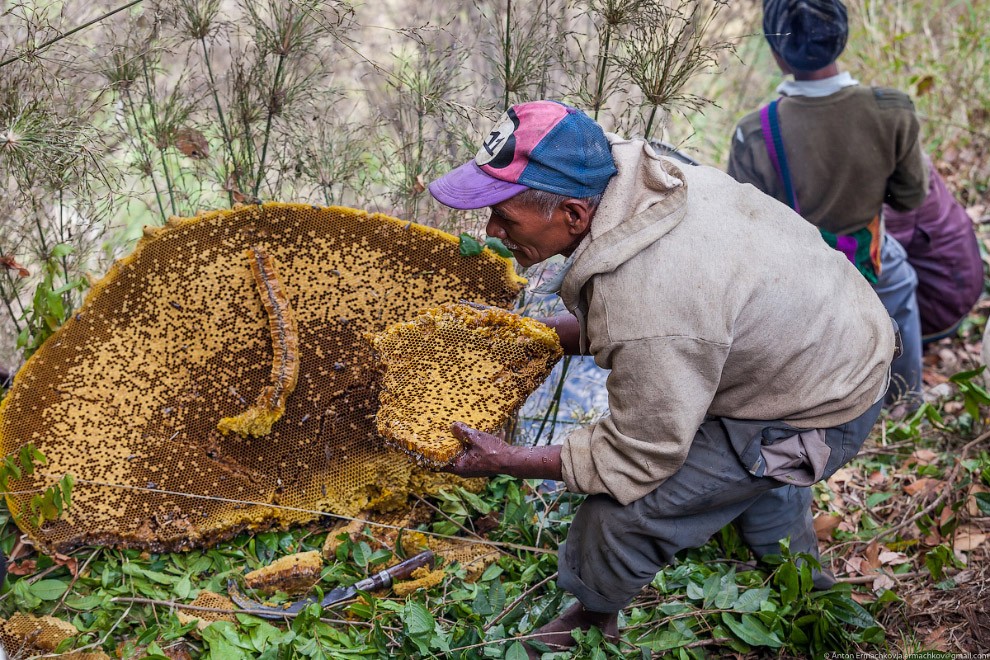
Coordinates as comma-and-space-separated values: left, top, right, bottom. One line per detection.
485, 196, 582, 268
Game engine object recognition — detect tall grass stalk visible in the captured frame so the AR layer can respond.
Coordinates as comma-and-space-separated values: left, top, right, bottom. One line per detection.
141, 56, 178, 217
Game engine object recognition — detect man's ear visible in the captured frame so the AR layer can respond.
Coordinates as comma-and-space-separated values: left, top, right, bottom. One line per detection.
558, 198, 595, 237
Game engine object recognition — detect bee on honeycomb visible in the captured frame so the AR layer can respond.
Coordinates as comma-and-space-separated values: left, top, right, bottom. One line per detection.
368, 303, 562, 466
0, 204, 523, 553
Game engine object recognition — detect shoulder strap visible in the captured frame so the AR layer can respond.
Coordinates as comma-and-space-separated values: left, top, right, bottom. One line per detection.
759, 100, 801, 214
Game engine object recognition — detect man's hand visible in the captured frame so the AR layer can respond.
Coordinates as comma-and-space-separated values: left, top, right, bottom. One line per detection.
444, 422, 512, 478
442, 422, 564, 481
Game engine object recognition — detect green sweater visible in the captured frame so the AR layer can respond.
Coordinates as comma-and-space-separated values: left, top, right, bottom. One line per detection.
727, 85, 928, 235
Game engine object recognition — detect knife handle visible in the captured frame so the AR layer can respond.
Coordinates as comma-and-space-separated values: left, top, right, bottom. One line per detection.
354, 549, 436, 593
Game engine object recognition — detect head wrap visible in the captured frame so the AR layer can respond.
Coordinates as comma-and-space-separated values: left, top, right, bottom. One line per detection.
763, 0, 849, 71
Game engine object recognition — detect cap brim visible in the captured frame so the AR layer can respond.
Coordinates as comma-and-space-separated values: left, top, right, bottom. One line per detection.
429, 161, 528, 210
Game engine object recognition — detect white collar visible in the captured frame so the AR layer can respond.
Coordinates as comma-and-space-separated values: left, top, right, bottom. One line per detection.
776, 71, 859, 98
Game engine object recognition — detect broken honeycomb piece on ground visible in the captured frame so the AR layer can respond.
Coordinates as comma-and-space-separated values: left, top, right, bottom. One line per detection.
399, 535, 502, 583
322, 516, 370, 558
175, 591, 237, 631
244, 550, 323, 595
392, 565, 446, 596
436, 541, 501, 583
369, 303, 562, 466
321, 506, 433, 559
0, 203, 524, 554
217, 247, 300, 437
0, 613, 110, 659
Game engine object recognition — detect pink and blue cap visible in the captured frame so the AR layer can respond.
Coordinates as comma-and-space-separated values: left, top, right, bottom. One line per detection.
429, 100, 617, 210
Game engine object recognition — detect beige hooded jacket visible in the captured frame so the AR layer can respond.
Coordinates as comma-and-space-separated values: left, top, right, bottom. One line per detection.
557, 136, 894, 505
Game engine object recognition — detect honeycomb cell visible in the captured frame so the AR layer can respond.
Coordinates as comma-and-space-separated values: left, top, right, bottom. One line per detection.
369, 303, 562, 466
0, 204, 523, 553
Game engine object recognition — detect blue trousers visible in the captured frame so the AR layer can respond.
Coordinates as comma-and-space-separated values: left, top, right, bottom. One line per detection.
873, 236, 922, 406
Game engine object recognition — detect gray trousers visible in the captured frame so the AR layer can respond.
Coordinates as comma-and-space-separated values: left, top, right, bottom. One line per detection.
558, 398, 883, 612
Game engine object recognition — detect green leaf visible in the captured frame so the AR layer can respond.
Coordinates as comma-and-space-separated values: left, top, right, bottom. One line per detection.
64, 594, 105, 610
866, 491, 894, 507
29, 579, 70, 600
479, 562, 503, 582
353, 541, 371, 568
685, 578, 704, 602
826, 596, 876, 628
19, 444, 36, 474
404, 600, 435, 636
484, 237, 513, 258
201, 622, 251, 660
974, 492, 990, 515
720, 612, 782, 648
61, 473, 74, 509
505, 641, 529, 660
50, 243, 75, 259
12, 579, 41, 609
714, 571, 739, 609
174, 573, 192, 600
701, 572, 720, 607
949, 366, 986, 383
459, 233, 484, 257
775, 562, 799, 605
734, 587, 770, 613
122, 562, 176, 585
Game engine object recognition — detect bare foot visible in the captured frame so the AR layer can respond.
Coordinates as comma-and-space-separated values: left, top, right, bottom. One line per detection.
524, 601, 619, 657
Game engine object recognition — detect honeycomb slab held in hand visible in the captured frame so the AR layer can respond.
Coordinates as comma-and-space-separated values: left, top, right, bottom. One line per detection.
0, 204, 523, 553
369, 303, 562, 466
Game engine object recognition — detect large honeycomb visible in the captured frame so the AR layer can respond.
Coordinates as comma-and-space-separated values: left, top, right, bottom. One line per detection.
0, 203, 523, 553
369, 303, 562, 465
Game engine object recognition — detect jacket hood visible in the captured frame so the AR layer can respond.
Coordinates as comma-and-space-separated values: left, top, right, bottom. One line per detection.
560, 135, 688, 310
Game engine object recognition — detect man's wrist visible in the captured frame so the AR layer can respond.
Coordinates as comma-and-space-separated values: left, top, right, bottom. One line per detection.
507, 444, 563, 481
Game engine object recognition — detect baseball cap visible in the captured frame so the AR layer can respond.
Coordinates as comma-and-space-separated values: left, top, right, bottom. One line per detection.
763, 0, 848, 72
429, 100, 617, 210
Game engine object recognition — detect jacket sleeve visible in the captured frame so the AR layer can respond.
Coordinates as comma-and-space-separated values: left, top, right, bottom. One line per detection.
559, 335, 729, 505
726, 120, 784, 204
884, 111, 928, 212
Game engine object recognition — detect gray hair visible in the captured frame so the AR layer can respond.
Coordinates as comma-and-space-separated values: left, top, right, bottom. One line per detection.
513, 188, 603, 220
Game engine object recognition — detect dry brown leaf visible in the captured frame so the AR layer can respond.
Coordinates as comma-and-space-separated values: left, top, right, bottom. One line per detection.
922, 625, 950, 651
828, 467, 854, 489
872, 573, 895, 591
53, 552, 78, 577
0, 255, 30, 277
867, 470, 886, 487
843, 556, 865, 575
943, 400, 964, 415
910, 449, 939, 465
863, 540, 881, 572
953, 569, 976, 584
813, 514, 841, 541
904, 477, 941, 496
850, 590, 875, 605
915, 74, 935, 96
7, 559, 37, 575
173, 127, 209, 159
838, 519, 858, 534
877, 551, 910, 565
413, 174, 427, 194
953, 525, 987, 552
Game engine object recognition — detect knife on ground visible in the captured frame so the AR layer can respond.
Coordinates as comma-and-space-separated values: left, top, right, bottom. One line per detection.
227, 549, 435, 619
